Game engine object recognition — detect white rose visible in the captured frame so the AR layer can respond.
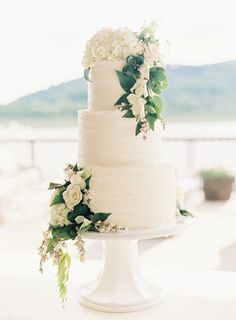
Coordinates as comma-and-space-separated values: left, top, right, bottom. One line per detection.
70, 173, 86, 189
131, 78, 149, 98
127, 94, 146, 118
64, 164, 74, 181
50, 204, 70, 227
139, 63, 150, 80
63, 184, 83, 210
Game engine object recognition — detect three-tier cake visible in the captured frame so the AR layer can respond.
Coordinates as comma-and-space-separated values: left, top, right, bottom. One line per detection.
78, 25, 176, 230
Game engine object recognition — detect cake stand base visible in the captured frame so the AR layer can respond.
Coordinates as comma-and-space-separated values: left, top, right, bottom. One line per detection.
78, 219, 191, 313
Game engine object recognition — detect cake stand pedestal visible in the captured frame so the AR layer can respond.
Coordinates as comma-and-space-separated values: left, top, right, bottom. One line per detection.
79, 219, 191, 313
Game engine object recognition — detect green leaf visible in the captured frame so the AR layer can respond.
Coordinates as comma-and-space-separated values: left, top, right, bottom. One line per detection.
152, 95, 163, 114
179, 209, 194, 217
51, 225, 77, 240
67, 211, 78, 223
150, 67, 167, 82
89, 225, 99, 232
116, 71, 136, 92
146, 113, 156, 131
57, 252, 71, 302
84, 68, 91, 82
126, 56, 135, 66
152, 86, 161, 94
50, 192, 65, 207
92, 212, 111, 223
74, 203, 91, 217
145, 104, 156, 114
160, 80, 168, 89
122, 109, 134, 118
114, 93, 130, 106
48, 182, 63, 190
134, 55, 144, 66
135, 121, 142, 136
46, 237, 57, 253
85, 175, 91, 189
73, 163, 79, 172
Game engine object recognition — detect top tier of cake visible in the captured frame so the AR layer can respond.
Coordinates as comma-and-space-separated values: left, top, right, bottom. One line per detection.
88, 60, 125, 112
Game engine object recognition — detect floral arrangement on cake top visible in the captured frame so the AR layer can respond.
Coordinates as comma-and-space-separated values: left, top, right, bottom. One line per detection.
38, 164, 124, 302
82, 22, 168, 138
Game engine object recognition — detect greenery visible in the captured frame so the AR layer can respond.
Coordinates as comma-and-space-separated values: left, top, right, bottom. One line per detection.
115, 61, 168, 136
112, 23, 168, 137
39, 163, 112, 302
1, 61, 236, 126
199, 168, 235, 180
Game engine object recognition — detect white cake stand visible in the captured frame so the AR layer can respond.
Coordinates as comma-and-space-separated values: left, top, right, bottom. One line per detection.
78, 218, 191, 313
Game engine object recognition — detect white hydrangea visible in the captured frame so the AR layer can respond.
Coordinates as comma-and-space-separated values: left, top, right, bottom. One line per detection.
50, 204, 71, 227
82, 28, 144, 68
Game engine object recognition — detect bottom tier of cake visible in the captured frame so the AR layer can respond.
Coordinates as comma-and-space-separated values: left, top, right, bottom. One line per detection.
89, 162, 176, 230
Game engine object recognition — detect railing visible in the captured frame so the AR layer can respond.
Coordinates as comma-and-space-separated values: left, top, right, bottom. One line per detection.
1, 137, 236, 173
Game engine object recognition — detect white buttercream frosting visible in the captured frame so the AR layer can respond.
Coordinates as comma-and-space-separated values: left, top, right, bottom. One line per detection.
78, 110, 162, 166
89, 162, 176, 230
88, 60, 125, 111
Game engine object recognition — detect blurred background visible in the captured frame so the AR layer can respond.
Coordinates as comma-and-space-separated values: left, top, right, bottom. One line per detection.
0, 0, 236, 303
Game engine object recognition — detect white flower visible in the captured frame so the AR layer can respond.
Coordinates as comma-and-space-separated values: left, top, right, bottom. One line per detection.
80, 167, 92, 180
127, 94, 146, 118
50, 204, 70, 227
143, 42, 159, 66
64, 164, 74, 181
139, 63, 150, 80
82, 28, 143, 68
70, 173, 86, 189
131, 78, 149, 98
63, 184, 83, 210
75, 215, 92, 228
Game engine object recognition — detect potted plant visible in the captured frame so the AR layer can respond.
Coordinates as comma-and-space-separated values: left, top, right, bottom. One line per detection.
200, 168, 235, 201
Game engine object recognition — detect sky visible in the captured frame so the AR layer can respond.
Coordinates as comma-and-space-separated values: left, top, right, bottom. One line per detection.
0, 0, 236, 104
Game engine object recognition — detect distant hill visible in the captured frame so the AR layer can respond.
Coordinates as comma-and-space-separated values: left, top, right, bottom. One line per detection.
0, 60, 236, 126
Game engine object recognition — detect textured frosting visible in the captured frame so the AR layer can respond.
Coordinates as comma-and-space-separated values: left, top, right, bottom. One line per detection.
78, 110, 162, 166
89, 162, 176, 230
88, 60, 125, 111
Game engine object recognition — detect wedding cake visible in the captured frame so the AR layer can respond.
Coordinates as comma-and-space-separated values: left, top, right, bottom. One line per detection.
78, 25, 176, 230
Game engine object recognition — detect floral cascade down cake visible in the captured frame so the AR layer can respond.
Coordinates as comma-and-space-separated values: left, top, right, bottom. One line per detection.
39, 23, 192, 302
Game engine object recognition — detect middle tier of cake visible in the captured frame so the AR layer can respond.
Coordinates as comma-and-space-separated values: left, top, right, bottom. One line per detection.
78, 110, 162, 166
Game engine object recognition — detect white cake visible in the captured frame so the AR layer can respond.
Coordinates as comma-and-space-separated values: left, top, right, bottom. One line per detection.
78, 59, 176, 230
